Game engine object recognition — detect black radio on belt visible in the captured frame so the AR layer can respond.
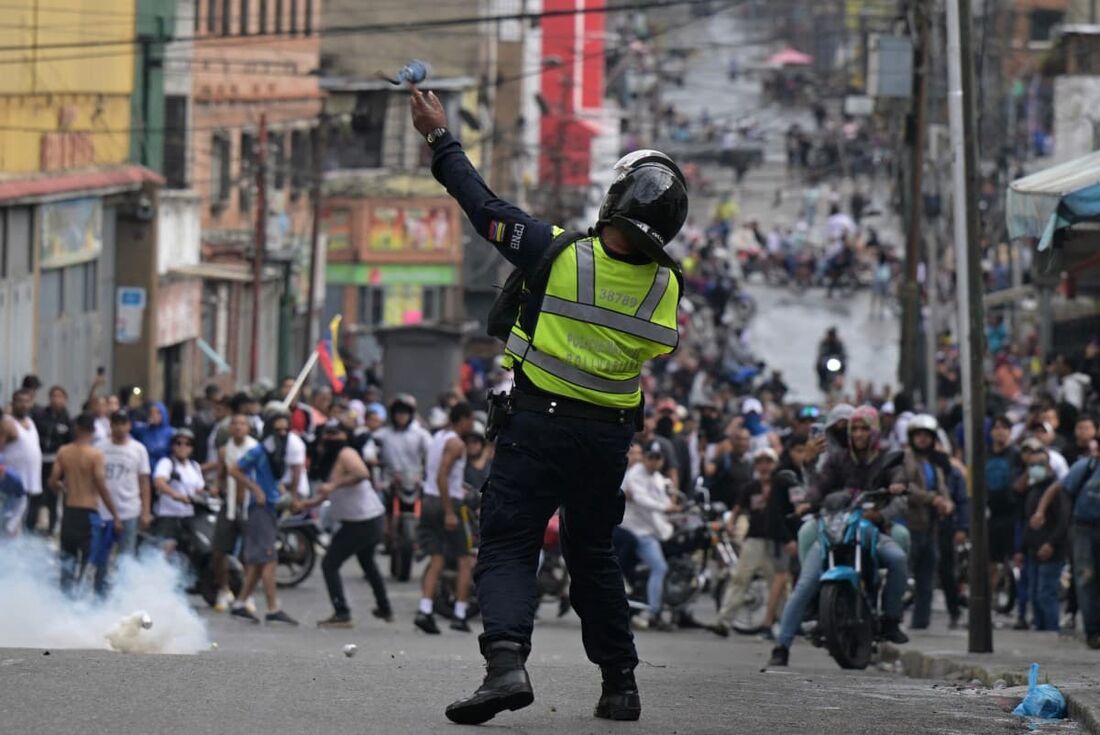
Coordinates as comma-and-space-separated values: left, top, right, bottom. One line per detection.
485, 390, 513, 442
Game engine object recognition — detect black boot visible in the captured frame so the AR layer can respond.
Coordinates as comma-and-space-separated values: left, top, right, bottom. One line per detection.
594, 665, 641, 721
445, 640, 534, 725
767, 645, 789, 667
882, 618, 909, 644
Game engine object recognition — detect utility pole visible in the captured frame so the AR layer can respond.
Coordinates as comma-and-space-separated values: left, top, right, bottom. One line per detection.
251, 114, 268, 385
946, 0, 991, 653
305, 104, 326, 364
900, 0, 929, 399
925, 230, 938, 409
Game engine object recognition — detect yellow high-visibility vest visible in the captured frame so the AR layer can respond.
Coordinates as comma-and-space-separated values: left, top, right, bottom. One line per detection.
504, 235, 679, 408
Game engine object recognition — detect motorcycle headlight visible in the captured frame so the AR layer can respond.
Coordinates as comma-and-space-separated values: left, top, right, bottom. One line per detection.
826, 357, 842, 372
823, 512, 848, 544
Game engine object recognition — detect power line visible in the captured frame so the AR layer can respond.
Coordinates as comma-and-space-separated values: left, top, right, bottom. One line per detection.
0, 0, 741, 135
0, 0, 719, 54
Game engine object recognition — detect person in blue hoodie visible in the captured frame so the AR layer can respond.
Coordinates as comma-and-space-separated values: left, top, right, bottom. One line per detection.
132, 401, 174, 468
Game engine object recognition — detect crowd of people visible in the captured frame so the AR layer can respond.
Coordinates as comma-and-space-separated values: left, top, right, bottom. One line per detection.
0, 371, 494, 635
2, 304, 1098, 657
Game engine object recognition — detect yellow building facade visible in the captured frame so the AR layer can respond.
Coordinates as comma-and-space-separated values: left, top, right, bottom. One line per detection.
0, 0, 135, 173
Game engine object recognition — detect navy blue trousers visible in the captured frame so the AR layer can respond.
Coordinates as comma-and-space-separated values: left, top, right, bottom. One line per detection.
475, 409, 637, 668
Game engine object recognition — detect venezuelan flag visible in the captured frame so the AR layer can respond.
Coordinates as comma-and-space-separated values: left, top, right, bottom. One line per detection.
317, 314, 347, 392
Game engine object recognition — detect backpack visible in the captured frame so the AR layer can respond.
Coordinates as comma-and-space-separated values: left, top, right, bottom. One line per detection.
486, 230, 587, 342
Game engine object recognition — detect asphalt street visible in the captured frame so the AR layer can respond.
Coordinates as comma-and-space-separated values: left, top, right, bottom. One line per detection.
743, 281, 900, 403
660, 7, 902, 404
0, 563, 1079, 735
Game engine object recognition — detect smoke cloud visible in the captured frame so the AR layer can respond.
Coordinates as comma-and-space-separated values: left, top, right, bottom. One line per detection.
0, 537, 209, 654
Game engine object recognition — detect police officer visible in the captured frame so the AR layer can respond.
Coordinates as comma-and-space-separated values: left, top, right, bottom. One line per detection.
410, 86, 687, 725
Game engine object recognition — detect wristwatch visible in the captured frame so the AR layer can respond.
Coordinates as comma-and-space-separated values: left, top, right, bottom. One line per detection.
426, 127, 448, 146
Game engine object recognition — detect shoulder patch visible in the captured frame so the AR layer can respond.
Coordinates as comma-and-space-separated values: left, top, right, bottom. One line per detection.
487, 220, 506, 243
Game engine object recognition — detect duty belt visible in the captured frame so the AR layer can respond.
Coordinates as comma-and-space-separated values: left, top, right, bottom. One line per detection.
510, 390, 638, 426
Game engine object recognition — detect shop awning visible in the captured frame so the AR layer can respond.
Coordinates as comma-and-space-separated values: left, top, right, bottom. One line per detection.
767, 48, 813, 66
0, 165, 163, 205
1006, 150, 1100, 250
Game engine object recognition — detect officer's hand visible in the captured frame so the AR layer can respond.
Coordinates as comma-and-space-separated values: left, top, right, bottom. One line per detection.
444, 511, 459, 531
410, 85, 448, 137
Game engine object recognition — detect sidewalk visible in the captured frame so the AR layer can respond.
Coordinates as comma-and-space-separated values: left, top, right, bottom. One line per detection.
882, 618, 1100, 732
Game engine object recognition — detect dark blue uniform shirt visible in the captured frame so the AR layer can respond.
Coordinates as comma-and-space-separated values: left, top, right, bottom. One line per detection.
430, 131, 555, 278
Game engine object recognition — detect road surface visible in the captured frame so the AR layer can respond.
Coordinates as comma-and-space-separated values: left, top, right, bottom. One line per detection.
0, 564, 1063, 735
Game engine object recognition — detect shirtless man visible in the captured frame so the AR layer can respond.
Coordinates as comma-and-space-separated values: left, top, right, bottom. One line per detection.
49, 414, 122, 595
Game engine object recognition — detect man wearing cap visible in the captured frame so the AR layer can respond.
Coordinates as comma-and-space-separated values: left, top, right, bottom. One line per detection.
643, 410, 680, 490
411, 85, 686, 723
712, 447, 785, 636
621, 440, 678, 631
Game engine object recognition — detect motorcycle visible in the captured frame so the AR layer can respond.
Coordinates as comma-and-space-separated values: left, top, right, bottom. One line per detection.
161, 492, 244, 607
817, 353, 846, 394
954, 540, 1017, 615
812, 486, 899, 669
537, 511, 571, 616
387, 476, 421, 582
625, 486, 741, 623
275, 504, 322, 588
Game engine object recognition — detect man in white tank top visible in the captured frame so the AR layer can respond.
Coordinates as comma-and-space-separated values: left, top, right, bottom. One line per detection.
1, 388, 43, 533
414, 402, 475, 635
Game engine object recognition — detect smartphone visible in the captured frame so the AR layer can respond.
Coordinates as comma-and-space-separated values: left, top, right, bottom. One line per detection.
809, 423, 825, 439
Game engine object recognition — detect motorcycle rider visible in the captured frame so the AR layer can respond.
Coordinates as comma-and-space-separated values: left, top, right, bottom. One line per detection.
815, 327, 847, 393
374, 393, 432, 551
621, 441, 678, 631
899, 415, 955, 630
375, 394, 432, 485
768, 405, 909, 667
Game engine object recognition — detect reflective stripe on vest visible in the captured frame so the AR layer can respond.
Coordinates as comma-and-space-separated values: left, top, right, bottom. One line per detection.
576, 239, 596, 304
540, 295, 678, 348
636, 267, 671, 320
505, 235, 679, 407
506, 332, 640, 395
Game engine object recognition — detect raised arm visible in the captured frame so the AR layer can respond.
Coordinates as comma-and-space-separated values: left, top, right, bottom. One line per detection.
410, 86, 555, 276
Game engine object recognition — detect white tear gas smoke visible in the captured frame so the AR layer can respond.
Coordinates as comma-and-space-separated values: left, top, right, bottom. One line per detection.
0, 536, 209, 654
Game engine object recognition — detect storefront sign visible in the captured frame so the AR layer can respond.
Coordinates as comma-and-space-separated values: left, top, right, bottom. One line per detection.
326, 263, 457, 286
156, 279, 202, 348
40, 197, 103, 269
324, 207, 352, 253
367, 203, 456, 254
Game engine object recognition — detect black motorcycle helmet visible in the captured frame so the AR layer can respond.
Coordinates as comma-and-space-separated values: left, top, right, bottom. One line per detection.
597, 149, 688, 270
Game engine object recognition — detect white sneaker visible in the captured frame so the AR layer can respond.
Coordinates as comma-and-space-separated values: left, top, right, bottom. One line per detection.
244, 596, 257, 615
214, 589, 234, 612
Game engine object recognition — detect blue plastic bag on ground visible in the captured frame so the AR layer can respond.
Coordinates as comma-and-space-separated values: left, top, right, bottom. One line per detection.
1012, 663, 1066, 720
